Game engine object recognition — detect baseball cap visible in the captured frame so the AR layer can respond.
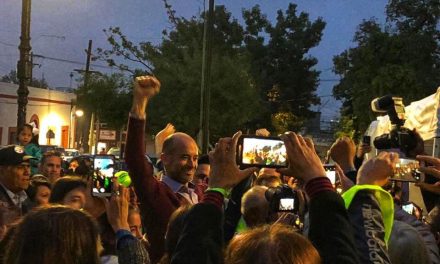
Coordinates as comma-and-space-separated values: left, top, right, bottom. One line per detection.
0, 145, 36, 166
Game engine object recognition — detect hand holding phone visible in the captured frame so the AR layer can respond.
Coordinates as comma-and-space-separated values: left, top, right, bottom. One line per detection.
358, 151, 399, 186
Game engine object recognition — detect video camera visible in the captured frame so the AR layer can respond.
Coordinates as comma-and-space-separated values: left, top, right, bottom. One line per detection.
371, 95, 417, 154
265, 184, 299, 213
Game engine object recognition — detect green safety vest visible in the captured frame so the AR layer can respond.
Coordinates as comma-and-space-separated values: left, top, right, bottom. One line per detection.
342, 185, 394, 245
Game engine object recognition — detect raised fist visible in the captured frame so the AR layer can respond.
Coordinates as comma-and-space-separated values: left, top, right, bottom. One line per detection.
134, 75, 161, 99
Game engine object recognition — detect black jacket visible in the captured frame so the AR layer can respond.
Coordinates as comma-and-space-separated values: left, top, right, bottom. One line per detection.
308, 190, 360, 264
395, 206, 440, 264
171, 203, 224, 264
172, 189, 360, 264
346, 190, 391, 264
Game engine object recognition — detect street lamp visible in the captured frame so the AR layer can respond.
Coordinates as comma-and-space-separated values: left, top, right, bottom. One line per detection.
75, 109, 84, 117
69, 100, 83, 149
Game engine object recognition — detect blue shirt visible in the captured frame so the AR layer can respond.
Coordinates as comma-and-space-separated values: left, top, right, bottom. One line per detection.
161, 175, 198, 204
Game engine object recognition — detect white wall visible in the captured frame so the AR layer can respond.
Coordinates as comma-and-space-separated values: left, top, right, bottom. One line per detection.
0, 82, 76, 146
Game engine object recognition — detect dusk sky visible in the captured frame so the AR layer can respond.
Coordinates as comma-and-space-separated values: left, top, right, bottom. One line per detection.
0, 0, 388, 122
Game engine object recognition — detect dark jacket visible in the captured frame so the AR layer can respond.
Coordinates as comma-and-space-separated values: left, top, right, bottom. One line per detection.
116, 230, 150, 264
125, 117, 201, 263
223, 176, 253, 242
0, 184, 32, 227
346, 190, 391, 264
306, 178, 360, 264
172, 178, 360, 264
171, 197, 224, 264
395, 206, 440, 264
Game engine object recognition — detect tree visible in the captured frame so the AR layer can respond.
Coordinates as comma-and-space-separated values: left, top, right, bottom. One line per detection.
96, 3, 326, 139
76, 73, 131, 130
96, 4, 261, 140
1, 70, 49, 88
242, 4, 326, 131
333, 0, 440, 137
75, 73, 131, 152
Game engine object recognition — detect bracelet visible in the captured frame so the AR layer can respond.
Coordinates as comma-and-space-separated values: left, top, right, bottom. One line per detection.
206, 187, 231, 197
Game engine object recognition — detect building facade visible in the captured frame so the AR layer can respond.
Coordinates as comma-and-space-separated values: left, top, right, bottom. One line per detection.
0, 82, 77, 148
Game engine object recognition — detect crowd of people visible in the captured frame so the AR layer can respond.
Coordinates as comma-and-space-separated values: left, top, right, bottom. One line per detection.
0, 75, 440, 264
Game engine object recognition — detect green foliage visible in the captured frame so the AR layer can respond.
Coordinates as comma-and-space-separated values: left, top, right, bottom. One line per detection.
271, 111, 304, 135
1, 70, 49, 89
334, 115, 356, 139
242, 4, 325, 130
95, 3, 325, 140
333, 0, 440, 135
75, 73, 131, 130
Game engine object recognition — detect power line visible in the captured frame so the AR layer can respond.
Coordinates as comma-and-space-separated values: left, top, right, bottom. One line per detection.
0, 41, 16, 47
320, 78, 339, 81
32, 54, 113, 70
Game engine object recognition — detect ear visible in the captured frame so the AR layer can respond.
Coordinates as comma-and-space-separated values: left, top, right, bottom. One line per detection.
160, 153, 168, 165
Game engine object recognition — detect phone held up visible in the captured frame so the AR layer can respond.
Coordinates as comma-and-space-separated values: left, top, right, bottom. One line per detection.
236, 135, 287, 168
390, 158, 424, 183
363, 135, 371, 145
92, 155, 115, 197
265, 184, 299, 213
323, 164, 336, 185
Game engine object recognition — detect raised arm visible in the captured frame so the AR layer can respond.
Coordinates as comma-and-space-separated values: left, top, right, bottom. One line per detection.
125, 76, 180, 263
279, 132, 360, 263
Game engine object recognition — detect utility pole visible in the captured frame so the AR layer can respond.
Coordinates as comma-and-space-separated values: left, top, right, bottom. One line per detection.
76, 40, 93, 153
16, 0, 32, 129
199, 0, 214, 154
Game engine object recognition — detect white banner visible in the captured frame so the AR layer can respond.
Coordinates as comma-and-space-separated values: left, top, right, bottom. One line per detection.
99, 130, 116, 140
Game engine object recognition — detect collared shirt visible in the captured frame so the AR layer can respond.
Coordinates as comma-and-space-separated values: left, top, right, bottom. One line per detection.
0, 183, 28, 207
162, 175, 198, 204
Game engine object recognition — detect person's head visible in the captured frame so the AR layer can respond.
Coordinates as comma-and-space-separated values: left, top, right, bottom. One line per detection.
16, 124, 34, 146
73, 157, 93, 178
161, 204, 192, 263
226, 224, 320, 264
388, 221, 430, 264
50, 176, 87, 210
128, 206, 143, 239
39, 151, 63, 183
254, 168, 282, 188
406, 129, 425, 158
68, 159, 79, 172
194, 154, 210, 184
161, 133, 198, 184
241, 186, 270, 228
26, 175, 51, 206
4, 205, 101, 264
0, 145, 34, 193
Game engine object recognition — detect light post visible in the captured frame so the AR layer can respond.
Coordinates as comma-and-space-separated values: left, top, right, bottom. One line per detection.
16, 0, 32, 129
69, 100, 83, 149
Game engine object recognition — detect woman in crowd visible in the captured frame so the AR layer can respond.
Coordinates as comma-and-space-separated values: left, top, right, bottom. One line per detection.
4, 205, 102, 264
26, 175, 51, 207
49, 176, 87, 210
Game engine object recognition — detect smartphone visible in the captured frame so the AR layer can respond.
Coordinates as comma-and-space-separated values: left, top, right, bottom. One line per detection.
237, 135, 287, 168
391, 158, 424, 182
279, 198, 295, 211
324, 164, 336, 185
402, 203, 415, 215
92, 155, 115, 197
363, 135, 371, 145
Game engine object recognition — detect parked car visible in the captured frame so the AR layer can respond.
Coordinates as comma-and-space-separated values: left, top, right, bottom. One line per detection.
63, 148, 80, 162
107, 147, 121, 159
39, 145, 58, 154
